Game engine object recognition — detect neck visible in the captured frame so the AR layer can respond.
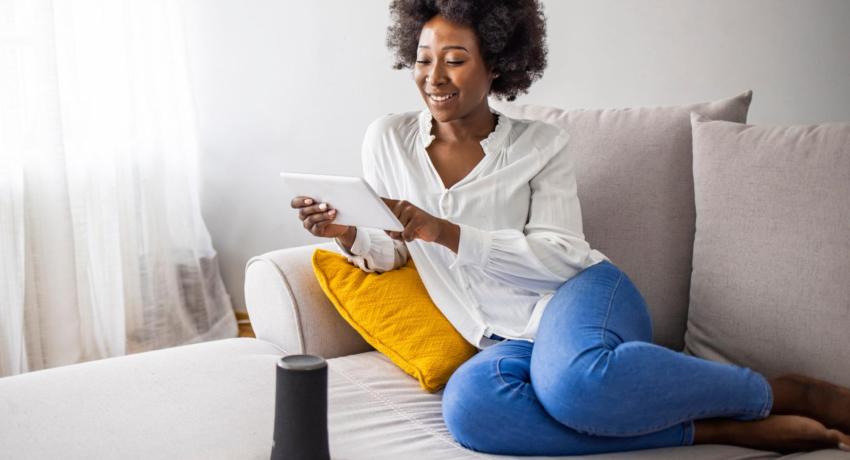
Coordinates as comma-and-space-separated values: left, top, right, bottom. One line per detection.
431, 102, 497, 144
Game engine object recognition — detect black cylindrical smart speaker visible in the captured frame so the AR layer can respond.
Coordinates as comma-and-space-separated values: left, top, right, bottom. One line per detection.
270, 354, 330, 460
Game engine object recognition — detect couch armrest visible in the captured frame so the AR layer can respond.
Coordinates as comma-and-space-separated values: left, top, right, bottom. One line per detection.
244, 242, 373, 358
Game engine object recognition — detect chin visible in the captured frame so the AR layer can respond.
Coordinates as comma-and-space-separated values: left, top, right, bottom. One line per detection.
426, 105, 461, 123
422, 95, 463, 120
428, 110, 454, 123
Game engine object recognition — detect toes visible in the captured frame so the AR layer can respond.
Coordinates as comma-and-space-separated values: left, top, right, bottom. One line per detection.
827, 429, 850, 445
825, 428, 850, 449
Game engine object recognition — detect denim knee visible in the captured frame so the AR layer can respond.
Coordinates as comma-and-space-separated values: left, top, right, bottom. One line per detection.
533, 346, 612, 434
442, 341, 535, 452
442, 354, 494, 451
569, 259, 620, 284
549, 259, 653, 345
534, 343, 671, 437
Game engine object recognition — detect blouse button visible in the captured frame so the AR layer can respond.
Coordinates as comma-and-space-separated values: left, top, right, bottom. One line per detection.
439, 191, 452, 215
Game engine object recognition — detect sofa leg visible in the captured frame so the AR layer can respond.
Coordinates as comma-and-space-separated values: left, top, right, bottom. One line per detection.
236, 310, 255, 338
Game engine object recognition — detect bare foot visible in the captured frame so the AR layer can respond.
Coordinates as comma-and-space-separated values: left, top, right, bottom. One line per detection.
694, 414, 850, 454
771, 374, 850, 433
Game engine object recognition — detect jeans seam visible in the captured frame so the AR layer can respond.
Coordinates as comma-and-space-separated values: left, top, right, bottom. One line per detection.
757, 373, 773, 418
567, 401, 768, 437
568, 419, 690, 437
681, 420, 695, 445
495, 354, 535, 403
600, 271, 623, 349
563, 264, 768, 438
567, 418, 695, 438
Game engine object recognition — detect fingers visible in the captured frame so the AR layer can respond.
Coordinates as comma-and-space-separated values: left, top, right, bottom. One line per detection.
399, 204, 416, 225
298, 202, 333, 220
302, 207, 337, 233
382, 198, 412, 241
291, 196, 346, 237
381, 197, 399, 209
290, 196, 315, 208
381, 198, 435, 242
387, 219, 416, 242
382, 198, 408, 219
384, 198, 415, 225
401, 215, 418, 242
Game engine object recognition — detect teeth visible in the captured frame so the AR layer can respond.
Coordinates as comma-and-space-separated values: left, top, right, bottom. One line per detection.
430, 93, 456, 102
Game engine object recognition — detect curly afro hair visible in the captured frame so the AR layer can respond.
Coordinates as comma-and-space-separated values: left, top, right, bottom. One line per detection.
386, 0, 548, 102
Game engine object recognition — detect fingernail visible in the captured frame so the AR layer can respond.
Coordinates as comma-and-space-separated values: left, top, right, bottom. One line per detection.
328, 209, 336, 215
305, 199, 313, 205
840, 442, 850, 452
319, 203, 327, 210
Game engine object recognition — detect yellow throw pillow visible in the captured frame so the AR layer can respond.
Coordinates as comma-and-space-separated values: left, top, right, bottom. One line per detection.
311, 248, 478, 392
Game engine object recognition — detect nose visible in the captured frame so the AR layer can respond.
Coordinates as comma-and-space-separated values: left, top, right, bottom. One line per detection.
426, 61, 448, 87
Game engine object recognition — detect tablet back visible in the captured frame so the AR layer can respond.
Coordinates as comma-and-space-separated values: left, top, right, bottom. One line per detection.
280, 172, 403, 232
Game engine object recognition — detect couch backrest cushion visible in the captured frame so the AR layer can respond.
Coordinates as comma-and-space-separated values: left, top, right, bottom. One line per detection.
684, 114, 850, 386
491, 92, 751, 350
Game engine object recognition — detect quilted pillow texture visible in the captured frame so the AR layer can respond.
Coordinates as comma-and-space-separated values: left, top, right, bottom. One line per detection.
311, 248, 477, 392
684, 113, 850, 387
491, 91, 752, 350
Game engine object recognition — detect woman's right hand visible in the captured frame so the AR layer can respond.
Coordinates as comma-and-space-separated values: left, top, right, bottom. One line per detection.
290, 196, 351, 239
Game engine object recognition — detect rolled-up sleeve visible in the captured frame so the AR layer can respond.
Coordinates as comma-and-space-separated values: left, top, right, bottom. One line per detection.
335, 226, 408, 273
448, 132, 609, 292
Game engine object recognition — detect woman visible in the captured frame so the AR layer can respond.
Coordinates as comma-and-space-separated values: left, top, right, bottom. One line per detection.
290, 0, 850, 455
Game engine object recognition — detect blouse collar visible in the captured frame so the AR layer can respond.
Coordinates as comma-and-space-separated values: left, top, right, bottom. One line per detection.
417, 106, 512, 155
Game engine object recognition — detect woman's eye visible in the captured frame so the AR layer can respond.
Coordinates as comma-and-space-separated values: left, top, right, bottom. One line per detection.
447, 61, 465, 65
416, 60, 430, 64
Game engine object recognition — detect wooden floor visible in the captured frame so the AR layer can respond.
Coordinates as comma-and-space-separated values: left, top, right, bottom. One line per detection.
235, 310, 255, 338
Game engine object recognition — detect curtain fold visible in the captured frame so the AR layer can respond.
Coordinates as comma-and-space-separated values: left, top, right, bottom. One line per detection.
0, 0, 237, 377
0, 157, 26, 374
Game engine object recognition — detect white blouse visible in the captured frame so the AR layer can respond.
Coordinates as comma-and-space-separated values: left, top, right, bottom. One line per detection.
335, 107, 609, 349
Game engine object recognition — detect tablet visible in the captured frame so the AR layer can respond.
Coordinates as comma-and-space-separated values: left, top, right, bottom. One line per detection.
280, 172, 404, 232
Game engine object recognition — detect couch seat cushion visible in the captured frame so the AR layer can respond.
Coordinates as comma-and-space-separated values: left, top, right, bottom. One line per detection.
0, 338, 831, 459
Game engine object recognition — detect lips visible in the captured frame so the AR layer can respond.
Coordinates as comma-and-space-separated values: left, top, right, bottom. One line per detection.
428, 92, 458, 103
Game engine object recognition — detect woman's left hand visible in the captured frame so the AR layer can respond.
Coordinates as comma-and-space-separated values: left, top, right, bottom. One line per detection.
381, 198, 448, 243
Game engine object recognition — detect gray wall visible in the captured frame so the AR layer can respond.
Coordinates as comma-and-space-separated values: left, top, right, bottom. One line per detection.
182, 0, 850, 312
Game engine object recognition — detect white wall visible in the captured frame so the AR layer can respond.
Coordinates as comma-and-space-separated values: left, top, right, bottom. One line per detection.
182, 0, 850, 312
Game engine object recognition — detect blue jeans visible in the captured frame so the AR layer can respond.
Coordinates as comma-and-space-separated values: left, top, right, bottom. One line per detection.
442, 260, 773, 456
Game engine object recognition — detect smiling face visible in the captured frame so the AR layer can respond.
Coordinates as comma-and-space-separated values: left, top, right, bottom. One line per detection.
414, 15, 497, 123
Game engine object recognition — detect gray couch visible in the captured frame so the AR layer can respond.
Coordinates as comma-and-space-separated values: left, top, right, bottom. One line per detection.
0, 241, 838, 460
2, 92, 847, 459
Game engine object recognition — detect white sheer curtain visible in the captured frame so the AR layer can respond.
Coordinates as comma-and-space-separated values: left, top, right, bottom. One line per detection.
0, 0, 237, 377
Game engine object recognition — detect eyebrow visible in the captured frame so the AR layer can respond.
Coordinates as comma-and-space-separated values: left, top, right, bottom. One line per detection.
417, 45, 469, 52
